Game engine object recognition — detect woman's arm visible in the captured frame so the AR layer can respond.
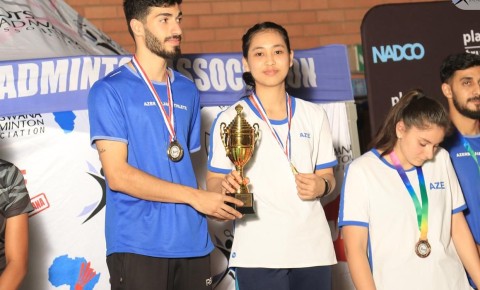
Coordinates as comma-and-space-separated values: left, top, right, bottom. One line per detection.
342, 225, 377, 290
0, 213, 29, 290
295, 167, 336, 200
451, 212, 480, 286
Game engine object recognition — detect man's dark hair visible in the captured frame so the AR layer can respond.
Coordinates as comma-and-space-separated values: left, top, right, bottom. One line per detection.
440, 52, 480, 83
123, 0, 182, 38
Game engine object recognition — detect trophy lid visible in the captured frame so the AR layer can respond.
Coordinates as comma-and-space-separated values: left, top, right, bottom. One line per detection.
231, 104, 255, 132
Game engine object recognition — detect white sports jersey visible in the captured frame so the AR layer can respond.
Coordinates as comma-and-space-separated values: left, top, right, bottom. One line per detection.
208, 97, 337, 268
339, 148, 473, 290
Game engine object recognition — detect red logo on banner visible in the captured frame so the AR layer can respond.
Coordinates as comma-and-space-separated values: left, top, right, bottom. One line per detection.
29, 193, 50, 217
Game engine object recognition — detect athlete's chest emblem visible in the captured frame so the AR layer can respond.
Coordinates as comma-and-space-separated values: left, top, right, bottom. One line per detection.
300, 132, 311, 138
429, 181, 445, 190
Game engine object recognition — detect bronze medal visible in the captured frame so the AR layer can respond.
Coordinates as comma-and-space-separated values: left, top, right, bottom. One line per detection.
415, 239, 431, 258
167, 140, 183, 162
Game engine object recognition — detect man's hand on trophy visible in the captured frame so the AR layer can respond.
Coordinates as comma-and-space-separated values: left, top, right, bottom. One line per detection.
191, 189, 244, 220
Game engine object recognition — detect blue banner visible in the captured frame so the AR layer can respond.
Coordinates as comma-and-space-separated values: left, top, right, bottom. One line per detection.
0, 45, 352, 117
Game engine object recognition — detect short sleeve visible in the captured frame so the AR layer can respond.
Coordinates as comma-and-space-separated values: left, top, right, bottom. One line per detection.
88, 80, 128, 147
314, 105, 337, 170
0, 162, 33, 218
441, 150, 466, 213
338, 161, 370, 228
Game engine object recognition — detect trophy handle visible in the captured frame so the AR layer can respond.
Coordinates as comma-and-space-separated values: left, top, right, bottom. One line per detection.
253, 123, 260, 143
219, 122, 229, 155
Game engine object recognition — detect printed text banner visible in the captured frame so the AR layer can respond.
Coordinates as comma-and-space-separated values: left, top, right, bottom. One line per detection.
0, 45, 353, 117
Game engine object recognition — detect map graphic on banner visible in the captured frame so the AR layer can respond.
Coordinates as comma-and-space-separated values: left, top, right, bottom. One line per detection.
0, 0, 356, 289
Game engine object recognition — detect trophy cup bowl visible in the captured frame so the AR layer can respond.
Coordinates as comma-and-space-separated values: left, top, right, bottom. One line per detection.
220, 104, 259, 214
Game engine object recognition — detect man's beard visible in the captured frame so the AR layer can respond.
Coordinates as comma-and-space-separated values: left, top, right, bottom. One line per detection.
453, 94, 480, 119
145, 28, 181, 60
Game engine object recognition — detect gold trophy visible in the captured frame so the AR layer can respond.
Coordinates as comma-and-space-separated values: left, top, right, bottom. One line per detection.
220, 104, 260, 214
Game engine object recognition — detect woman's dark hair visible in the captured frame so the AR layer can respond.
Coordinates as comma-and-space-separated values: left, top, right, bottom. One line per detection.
241, 22, 291, 89
369, 89, 450, 155
123, 0, 182, 38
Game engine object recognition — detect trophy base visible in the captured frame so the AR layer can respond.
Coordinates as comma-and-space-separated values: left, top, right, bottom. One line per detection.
227, 192, 255, 214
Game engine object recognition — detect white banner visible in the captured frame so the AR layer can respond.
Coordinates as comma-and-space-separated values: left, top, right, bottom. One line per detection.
0, 102, 355, 289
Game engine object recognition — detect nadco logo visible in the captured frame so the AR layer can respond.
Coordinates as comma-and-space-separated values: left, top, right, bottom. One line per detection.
372, 43, 425, 63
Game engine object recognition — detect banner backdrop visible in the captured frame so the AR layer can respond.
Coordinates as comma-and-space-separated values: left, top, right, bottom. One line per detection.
361, 1, 480, 134
0, 45, 353, 117
0, 0, 126, 60
0, 103, 354, 290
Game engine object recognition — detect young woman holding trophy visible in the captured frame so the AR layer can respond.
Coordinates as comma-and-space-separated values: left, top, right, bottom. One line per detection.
206, 22, 337, 290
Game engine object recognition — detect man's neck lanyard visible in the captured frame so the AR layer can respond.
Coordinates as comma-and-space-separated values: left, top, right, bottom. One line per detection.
390, 151, 431, 258
249, 92, 297, 174
131, 56, 183, 162
460, 134, 480, 174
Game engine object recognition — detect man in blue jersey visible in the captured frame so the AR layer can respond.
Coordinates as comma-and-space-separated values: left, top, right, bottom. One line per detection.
88, 0, 243, 289
440, 52, 480, 289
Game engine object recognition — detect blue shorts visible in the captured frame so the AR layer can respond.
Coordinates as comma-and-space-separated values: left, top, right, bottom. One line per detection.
235, 266, 332, 290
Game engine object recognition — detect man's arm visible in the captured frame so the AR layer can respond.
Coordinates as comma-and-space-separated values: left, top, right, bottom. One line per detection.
96, 139, 243, 220
0, 213, 29, 290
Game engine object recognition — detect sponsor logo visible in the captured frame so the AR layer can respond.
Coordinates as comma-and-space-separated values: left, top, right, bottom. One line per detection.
456, 151, 480, 157
0, 114, 45, 139
205, 277, 213, 286
453, 0, 480, 10
29, 193, 50, 217
372, 43, 425, 63
334, 145, 353, 172
463, 29, 480, 55
0, 4, 124, 55
81, 163, 106, 224
390, 91, 404, 106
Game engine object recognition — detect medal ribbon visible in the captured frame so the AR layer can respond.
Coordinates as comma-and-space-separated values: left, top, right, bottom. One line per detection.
390, 151, 429, 240
460, 134, 480, 174
131, 55, 176, 142
249, 93, 294, 170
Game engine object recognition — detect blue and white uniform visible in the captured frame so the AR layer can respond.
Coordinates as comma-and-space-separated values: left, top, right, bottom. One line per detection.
208, 96, 337, 268
443, 129, 480, 243
89, 64, 213, 258
339, 148, 472, 290
443, 129, 480, 289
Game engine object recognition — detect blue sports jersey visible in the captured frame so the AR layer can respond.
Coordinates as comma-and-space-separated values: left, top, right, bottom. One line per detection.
442, 128, 480, 289
88, 64, 213, 258
443, 129, 480, 244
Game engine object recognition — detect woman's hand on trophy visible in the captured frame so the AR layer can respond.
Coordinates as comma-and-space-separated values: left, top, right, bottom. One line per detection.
222, 170, 249, 194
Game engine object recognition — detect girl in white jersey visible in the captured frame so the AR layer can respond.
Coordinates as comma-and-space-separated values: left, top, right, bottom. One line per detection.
339, 89, 480, 290
207, 22, 337, 290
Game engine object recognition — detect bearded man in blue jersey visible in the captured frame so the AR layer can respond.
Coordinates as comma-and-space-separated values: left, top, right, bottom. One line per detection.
88, 1, 243, 289
441, 52, 480, 290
